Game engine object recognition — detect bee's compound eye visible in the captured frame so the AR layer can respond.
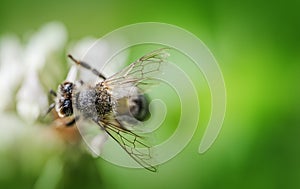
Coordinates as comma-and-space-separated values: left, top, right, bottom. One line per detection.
63, 99, 71, 107
130, 95, 150, 121
61, 99, 73, 116
63, 82, 73, 93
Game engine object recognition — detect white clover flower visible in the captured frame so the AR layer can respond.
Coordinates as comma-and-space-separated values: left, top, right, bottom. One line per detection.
16, 69, 48, 123
0, 22, 129, 173
0, 21, 133, 187
24, 22, 67, 71
15, 22, 67, 123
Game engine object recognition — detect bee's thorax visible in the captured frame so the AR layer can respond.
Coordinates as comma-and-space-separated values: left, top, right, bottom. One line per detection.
74, 84, 112, 119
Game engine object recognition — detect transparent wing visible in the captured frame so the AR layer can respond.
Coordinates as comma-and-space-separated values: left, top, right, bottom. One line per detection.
94, 115, 157, 172
103, 48, 170, 87
104, 48, 170, 130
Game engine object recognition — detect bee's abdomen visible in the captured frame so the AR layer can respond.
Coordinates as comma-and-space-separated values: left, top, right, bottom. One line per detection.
129, 94, 150, 121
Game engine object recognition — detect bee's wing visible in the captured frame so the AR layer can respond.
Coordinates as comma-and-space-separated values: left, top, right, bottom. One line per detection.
92, 48, 169, 171
103, 48, 170, 88
104, 48, 169, 130
94, 116, 157, 172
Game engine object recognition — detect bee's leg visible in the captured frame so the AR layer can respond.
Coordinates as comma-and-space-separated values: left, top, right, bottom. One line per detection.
45, 103, 56, 115
79, 80, 84, 86
44, 89, 57, 117
65, 116, 80, 127
49, 89, 57, 97
68, 54, 106, 80
65, 118, 76, 127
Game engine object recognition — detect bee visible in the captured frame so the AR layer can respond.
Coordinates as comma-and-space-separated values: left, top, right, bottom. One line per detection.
47, 48, 169, 172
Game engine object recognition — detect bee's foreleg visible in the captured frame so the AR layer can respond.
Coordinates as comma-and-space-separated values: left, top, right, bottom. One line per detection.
65, 115, 80, 127
49, 89, 57, 97
44, 103, 55, 117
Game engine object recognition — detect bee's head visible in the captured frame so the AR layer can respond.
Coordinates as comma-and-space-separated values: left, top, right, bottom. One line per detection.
56, 82, 74, 117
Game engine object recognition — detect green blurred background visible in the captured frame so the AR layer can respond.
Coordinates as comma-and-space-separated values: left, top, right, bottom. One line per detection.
1, 0, 300, 189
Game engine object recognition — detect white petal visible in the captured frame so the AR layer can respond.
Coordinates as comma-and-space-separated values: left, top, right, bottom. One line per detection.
16, 70, 48, 123
65, 65, 78, 83
90, 133, 108, 157
24, 22, 67, 71
0, 35, 24, 111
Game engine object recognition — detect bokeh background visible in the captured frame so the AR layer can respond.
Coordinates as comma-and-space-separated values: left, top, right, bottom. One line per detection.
1, 0, 300, 189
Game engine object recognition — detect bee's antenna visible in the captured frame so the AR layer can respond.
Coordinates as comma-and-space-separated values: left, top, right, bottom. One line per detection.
67, 54, 106, 80
68, 54, 80, 65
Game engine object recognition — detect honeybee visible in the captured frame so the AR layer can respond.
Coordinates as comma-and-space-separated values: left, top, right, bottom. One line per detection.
47, 48, 169, 172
